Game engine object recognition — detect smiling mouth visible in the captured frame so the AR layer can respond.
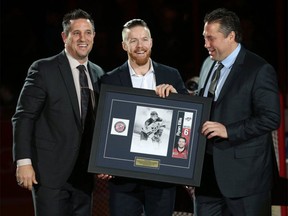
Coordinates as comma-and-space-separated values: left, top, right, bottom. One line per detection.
78, 44, 88, 48
136, 51, 145, 54
208, 49, 214, 54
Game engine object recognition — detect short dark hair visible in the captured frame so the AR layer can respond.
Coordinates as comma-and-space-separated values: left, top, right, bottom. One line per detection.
204, 8, 242, 43
62, 9, 95, 35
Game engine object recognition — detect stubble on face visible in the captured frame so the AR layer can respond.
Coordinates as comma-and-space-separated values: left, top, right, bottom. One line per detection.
64, 19, 95, 62
203, 22, 236, 62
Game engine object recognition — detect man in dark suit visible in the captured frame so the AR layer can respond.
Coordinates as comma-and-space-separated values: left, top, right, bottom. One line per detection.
195, 8, 281, 216
12, 9, 104, 216
100, 19, 188, 216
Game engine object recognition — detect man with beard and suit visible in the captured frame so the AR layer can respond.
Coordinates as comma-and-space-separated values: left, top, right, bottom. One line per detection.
100, 19, 189, 216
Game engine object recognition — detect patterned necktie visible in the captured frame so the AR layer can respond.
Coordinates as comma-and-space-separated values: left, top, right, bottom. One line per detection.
208, 62, 224, 98
77, 65, 90, 127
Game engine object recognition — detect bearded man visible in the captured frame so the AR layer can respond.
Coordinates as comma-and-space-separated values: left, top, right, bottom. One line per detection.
100, 19, 188, 216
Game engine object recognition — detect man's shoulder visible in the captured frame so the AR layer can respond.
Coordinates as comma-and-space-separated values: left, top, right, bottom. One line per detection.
101, 67, 121, 81
31, 52, 64, 68
88, 61, 105, 75
100, 61, 126, 76
106, 67, 122, 75
152, 61, 178, 72
235, 47, 272, 72
101, 62, 128, 82
242, 49, 269, 65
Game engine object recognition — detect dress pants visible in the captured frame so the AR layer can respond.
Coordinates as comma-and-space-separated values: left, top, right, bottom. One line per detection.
195, 154, 271, 216
109, 184, 176, 216
32, 181, 93, 216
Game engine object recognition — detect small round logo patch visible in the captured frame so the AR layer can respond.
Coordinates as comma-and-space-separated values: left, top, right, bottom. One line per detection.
114, 121, 126, 133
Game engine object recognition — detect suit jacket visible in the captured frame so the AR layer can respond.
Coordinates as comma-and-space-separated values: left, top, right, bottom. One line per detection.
198, 46, 281, 197
12, 50, 104, 189
101, 60, 188, 192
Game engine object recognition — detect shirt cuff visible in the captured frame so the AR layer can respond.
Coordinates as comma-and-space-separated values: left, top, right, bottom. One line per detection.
17, 159, 32, 167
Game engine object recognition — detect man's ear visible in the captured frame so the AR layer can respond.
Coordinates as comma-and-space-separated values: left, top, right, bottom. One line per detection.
229, 31, 235, 41
61, 32, 67, 44
122, 42, 128, 51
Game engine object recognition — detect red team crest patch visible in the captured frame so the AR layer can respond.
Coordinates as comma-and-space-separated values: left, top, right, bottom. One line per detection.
114, 121, 126, 133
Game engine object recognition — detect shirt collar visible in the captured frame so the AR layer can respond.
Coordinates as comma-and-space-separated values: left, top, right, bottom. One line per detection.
128, 58, 154, 77
221, 43, 241, 69
65, 49, 88, 70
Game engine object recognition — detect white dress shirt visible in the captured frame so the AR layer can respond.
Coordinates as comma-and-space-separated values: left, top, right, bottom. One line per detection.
128, 59, 156, 90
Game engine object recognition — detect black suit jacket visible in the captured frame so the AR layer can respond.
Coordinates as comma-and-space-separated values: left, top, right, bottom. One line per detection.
12, 50, 104, 189
198, 46, 281, 197
101, 60, 188, 191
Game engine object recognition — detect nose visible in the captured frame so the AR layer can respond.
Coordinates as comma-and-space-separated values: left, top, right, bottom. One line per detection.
79, 32, 86, 40
137, 41, 143, 47
204, 40, 209, 48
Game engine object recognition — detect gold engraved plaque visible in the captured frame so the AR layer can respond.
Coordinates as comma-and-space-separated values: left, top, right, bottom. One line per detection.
134, 157, 160, 169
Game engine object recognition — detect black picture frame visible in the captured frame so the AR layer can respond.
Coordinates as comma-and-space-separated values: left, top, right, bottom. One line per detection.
88, 84, 212, 186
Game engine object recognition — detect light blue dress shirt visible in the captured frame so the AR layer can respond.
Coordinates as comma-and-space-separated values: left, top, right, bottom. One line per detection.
204, 44, 241, 101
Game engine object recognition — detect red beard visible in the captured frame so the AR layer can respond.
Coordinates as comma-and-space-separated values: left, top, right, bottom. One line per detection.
129, 49, 152, 66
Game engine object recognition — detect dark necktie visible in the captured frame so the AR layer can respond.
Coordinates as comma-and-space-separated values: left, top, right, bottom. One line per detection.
77, 65, 90, 127
208, 62, 224, 99
206, 62, 224, 154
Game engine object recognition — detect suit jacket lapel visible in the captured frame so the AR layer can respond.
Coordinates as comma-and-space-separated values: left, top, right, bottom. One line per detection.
118, 62, 133, 87
217, 47, 246, 103
57, 52, 82, 129
152, 61, 164, 85
87, 62, 98, 91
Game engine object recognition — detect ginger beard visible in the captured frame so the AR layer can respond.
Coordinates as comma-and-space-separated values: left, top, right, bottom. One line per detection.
128, 48, 152, 66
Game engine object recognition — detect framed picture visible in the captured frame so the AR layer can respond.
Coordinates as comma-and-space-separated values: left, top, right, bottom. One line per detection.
88, 84, 212, 186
